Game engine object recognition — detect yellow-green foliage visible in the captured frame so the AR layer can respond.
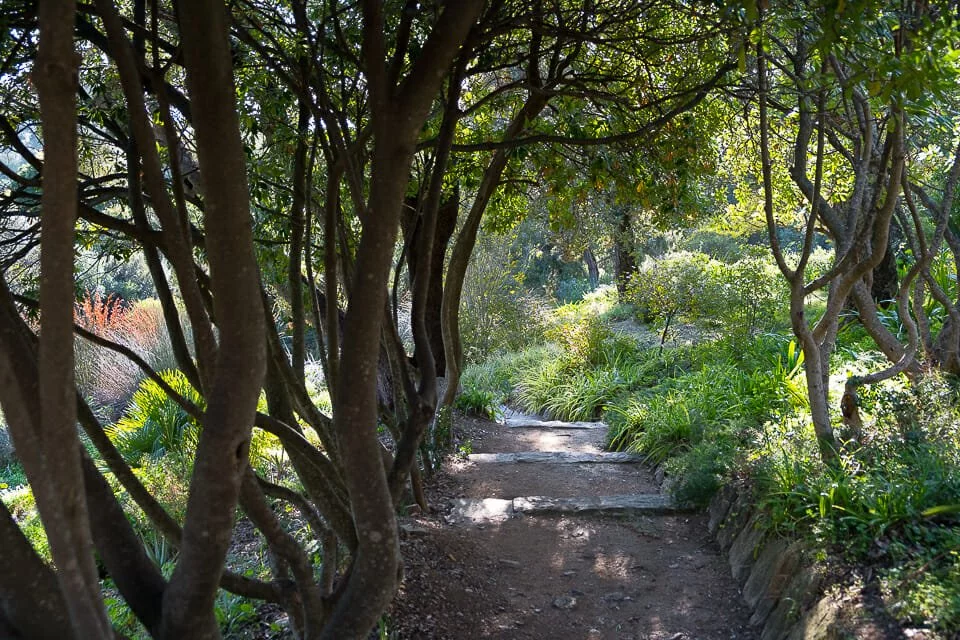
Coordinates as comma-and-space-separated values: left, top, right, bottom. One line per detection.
626, 250, 786, 339
108, 370, 203, 469
248, 428, 286, 483
1, 486, 49, 561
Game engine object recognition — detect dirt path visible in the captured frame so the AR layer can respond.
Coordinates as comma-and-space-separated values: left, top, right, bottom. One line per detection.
388, 415, 758, 640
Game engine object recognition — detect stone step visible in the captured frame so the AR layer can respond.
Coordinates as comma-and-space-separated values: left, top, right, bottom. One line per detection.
503, 415, 608, 430
513, 494, 681, 516
446, 498, 515, 524
446, 494, 684, 524
467, 451, 642, 464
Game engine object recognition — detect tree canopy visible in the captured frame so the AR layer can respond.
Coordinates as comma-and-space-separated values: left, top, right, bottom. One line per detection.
0, 0, 958, 637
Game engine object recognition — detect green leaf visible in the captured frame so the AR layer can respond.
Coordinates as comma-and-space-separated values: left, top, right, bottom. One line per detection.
921, 504, 960, 517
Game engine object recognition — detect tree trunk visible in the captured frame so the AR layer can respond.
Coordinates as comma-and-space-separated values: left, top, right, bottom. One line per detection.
31, 1, 113, 634
427, 195, 458, 377
321, 4, 482, 636
81, 451, 167, 635
405, 192, 459, 378
0, 500, 74, 638
160, 1, 267, 636
289, 100, 310, 384
613, 208, 636, 299
584, 247, 600, 290
870, 236, 899, 307
440, 92, 550, 410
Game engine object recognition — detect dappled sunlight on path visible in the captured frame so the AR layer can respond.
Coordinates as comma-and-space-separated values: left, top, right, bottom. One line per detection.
388, 412, 757, 639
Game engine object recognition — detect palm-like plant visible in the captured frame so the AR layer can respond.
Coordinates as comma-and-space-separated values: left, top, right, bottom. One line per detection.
107, 370, 203, 467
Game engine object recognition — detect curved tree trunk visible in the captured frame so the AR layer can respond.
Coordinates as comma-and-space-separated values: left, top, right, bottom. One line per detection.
160, 1, 267, 636
440, 93, 550, 410
321, 4, 483, 637
404, 192, 460, 378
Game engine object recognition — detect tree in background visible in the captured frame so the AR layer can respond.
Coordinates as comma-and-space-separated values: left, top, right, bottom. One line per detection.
751, 0, 960, 458
0, 0, 478, 636
0, 0, 739, 636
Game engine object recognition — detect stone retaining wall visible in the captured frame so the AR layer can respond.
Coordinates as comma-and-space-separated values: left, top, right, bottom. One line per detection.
708, 484, 847, 640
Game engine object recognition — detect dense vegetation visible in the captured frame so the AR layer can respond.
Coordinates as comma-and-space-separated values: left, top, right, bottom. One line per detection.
0, 0, 958, 638
462, 256, 960, 632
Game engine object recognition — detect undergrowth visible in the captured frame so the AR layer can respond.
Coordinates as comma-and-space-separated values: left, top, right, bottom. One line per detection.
459, 293, 960, 635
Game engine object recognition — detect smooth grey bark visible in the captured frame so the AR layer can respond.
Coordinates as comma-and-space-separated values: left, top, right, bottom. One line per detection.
31, 1, 113, 634
159, 0, 267, 637
321, 3, 483, 637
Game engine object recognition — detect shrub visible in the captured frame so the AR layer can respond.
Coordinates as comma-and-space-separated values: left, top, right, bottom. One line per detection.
748, 371, 960, 631
83, 252, 155, 303
108, 456, 191, 571
554, 277, 592, 304
0, 461, 26, 490
609, 358, 785, 455
623, 249, 788, 344
117, 298, 181, 374
75, 292, 140, 413
514, 356, 567, 416
681, 228, 748, 262
626, 251, 712, 343
454, 387, 501, 420
506, 317, 690, 420
666, 437, 738, 506
703, 250, 785, 338
543, 314, 613, 368
75, 293, 184, 419
538, 368, 626, 421
460, 233, 549, 363
606, 336, 795, 503
464, 343, 564, 404
108, 370, 202, 470
883, 551, 960, 633
248, 428, 287, 484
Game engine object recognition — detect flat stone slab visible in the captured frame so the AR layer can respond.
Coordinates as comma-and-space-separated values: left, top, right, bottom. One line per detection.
513, 494, 683, 515
468, 452, 643, 464
503, 416, 608, 430
448, 494, 682, 523
447, 498, 514, 523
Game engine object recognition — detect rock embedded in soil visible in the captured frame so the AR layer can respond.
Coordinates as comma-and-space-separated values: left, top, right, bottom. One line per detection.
552, 595, 578, 610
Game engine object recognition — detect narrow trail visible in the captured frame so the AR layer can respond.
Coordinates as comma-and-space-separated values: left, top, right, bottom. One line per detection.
389, 413, 758, 639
